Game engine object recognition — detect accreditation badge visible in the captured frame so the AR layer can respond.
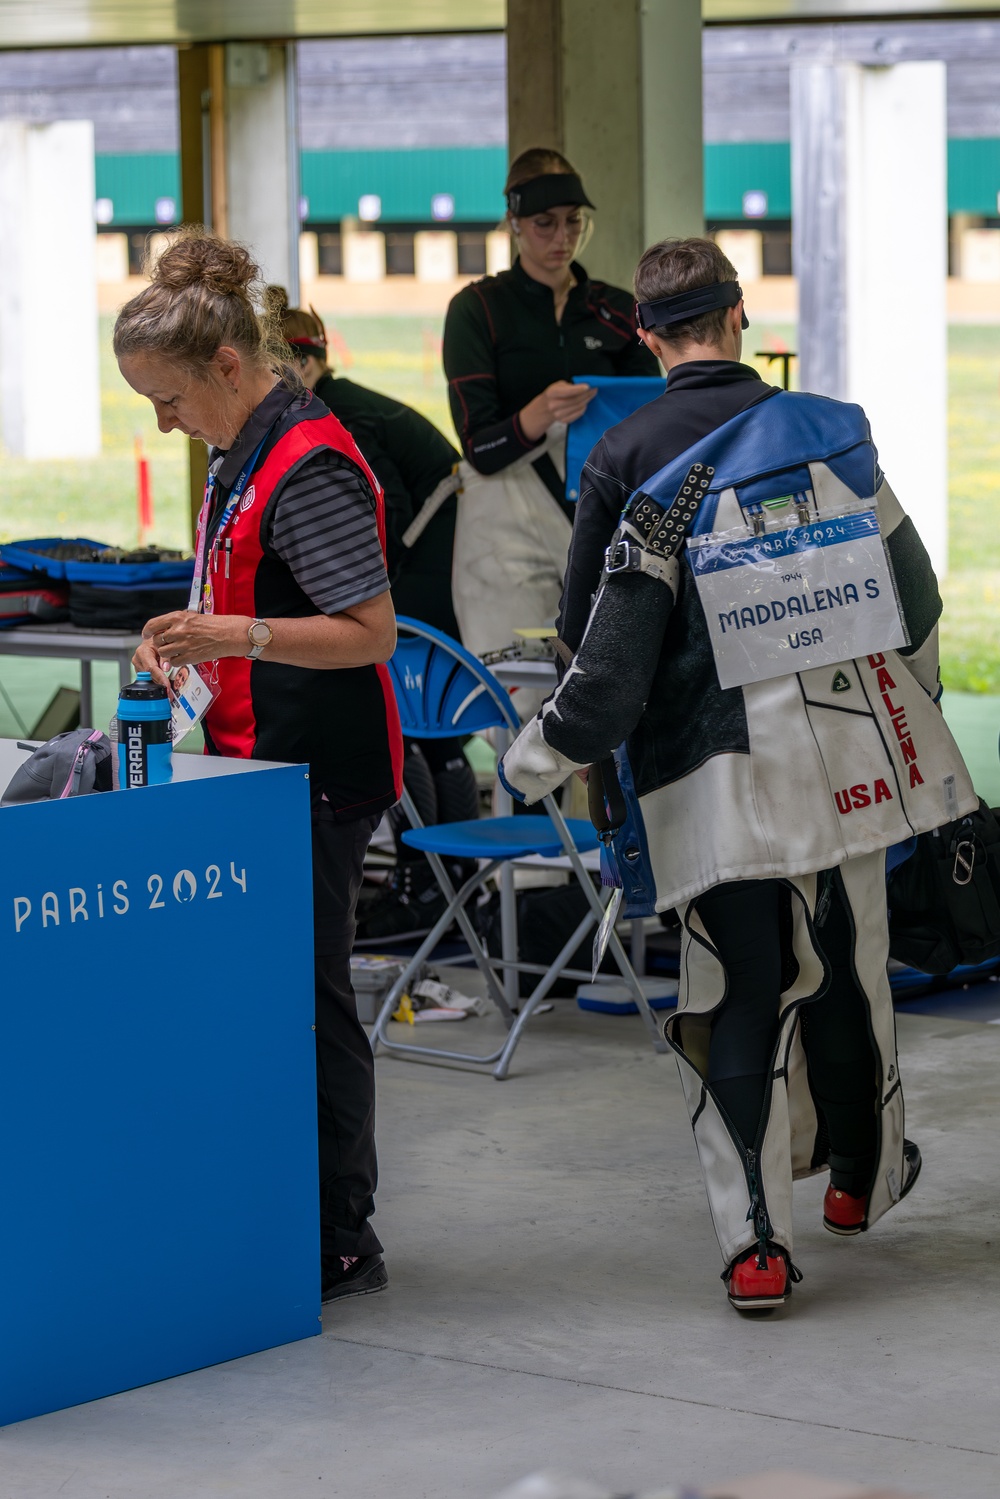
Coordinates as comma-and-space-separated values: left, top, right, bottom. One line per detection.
168, 664, 218, 744
687, 508, 908, 690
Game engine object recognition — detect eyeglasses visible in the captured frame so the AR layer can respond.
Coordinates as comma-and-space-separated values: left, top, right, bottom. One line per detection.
522, 211, 586, 240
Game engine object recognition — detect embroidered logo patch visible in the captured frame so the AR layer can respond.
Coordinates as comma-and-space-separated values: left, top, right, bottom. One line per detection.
584, 335, 603, 350
831, 669, 852, 693
240, 484, 256, 512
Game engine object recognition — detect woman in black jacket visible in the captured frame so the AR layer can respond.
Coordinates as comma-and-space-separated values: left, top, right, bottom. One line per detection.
274, 292, 479, 940
442, 147, 659, 659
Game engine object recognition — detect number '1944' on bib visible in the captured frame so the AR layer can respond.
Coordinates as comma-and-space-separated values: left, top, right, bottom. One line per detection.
687, 509, 908, 690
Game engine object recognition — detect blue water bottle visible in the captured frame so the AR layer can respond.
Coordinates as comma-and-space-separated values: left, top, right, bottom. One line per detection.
116, 672, 173, 788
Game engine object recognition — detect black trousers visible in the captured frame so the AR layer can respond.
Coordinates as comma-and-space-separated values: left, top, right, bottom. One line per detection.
695, 875, 879, 1195
312, 802, 382, 1259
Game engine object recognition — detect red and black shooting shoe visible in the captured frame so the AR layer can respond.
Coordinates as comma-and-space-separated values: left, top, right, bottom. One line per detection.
725, 1243, 799, 1313
822, 1138, 923, 1237
823, 1184, 867, 1236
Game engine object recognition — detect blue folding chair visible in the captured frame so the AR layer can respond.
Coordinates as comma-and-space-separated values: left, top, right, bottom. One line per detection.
370, 618, 669, 1079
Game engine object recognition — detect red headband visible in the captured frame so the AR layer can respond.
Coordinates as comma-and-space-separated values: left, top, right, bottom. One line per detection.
287, 335, 327, 354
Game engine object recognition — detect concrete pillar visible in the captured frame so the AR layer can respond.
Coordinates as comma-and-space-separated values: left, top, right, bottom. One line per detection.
225, 42, 301, 300
506, 0, 703, 292
177, 44, 217, 536
176, 42, 302, 536
0, 121, 100, 460
792, 62, 948, 574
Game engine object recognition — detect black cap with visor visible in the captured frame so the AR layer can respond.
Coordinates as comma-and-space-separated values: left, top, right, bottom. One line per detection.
505, 173, 595, 218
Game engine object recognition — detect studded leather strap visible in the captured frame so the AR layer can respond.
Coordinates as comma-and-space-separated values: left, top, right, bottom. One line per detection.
627, 462, 715, 556
603, 462, 715, 585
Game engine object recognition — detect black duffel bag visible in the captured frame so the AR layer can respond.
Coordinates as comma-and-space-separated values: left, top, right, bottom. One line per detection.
68, 581, 190, 630
887, 799, 1000, 974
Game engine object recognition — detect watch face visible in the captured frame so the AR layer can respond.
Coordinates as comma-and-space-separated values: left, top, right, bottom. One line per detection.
249, 621, 271, 645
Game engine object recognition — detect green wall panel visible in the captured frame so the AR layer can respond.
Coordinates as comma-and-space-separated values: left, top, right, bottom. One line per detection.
94, 141, 1000, 228
95, 153, 179, 224
704, 141, 791, 221
948, 139, 1000, 215
300, 146, 508, 223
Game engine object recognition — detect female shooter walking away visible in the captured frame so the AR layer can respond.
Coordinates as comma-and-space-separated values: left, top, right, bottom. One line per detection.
497, 237, 977, 1314
114, 232, 402, 1304
442, 147, 658, 662
272, 290, 480, 941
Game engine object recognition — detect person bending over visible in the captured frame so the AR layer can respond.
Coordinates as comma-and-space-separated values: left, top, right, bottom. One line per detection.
115, 231, 401, 1304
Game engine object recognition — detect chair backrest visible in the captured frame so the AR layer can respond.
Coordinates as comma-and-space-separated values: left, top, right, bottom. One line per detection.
388, 617, 521, 738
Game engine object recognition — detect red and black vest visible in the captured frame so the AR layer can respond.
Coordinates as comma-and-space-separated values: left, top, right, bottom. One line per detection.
201, 393, 403, 822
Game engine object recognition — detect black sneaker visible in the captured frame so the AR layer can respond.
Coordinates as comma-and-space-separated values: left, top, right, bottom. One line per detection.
354, 860, 448, 943
321, 1252, 388, 1303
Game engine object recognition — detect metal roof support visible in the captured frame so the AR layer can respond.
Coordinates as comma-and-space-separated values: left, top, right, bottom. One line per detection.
507, 0, 704, 292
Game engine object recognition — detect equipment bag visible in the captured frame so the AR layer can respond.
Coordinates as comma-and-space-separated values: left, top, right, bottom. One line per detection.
0, 562, 69, 627
2, 729, 113, 806
887, 799, 1000, 974
68, 581, 190, 631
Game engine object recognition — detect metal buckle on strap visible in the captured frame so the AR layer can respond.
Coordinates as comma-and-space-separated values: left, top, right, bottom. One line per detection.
604, 538, 642, 576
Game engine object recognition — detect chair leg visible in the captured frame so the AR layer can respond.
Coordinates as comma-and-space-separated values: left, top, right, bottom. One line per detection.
492, 905, 597, 1080
500, 861, 519, 1011
371, 860, 521, 1067
542, 794, 669, 1056
422, 849, 516, 1023
370, 890, 478, 1057
394, 786, 516, 1021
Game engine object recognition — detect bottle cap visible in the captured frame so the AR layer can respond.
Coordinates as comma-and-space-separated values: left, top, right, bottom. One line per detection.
136, 671, 151, 682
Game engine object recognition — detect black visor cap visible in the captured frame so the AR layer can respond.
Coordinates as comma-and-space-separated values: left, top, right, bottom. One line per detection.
637, 279, 749, 333
506, 173, 595, 218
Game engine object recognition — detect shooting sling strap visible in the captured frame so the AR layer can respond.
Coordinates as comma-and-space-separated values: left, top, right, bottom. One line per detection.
555, 460, 715, 838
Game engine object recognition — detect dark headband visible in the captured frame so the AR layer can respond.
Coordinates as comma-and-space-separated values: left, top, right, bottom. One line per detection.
636, 280, 749, 332
506, 173, 595, 218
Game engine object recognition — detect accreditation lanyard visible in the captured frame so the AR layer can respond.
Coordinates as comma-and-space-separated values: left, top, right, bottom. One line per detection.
189, 434, 268, 614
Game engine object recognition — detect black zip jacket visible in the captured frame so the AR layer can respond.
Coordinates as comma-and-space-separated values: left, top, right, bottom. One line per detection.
558, 361, 778, 651
551, 361, 938, 799
443, 258, 658, 508
312, 372, 460, 636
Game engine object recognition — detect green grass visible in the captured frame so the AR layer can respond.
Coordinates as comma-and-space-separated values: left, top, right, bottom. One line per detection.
0, 314, 455, 553
0, 319, 189, 550
2, 314, 1000, 693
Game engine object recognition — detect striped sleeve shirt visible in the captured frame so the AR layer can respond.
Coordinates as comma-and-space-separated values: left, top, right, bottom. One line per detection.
267, 450, 389, 615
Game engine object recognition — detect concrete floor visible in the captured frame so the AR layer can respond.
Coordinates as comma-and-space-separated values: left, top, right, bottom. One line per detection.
0, 1004, 997, 1499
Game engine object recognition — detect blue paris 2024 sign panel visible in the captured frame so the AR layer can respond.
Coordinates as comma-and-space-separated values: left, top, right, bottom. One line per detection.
0, 760, 319, 1427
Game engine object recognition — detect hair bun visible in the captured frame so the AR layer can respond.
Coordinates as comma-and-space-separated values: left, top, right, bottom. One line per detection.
154, 232, 259, 297
263, 284, 291, 316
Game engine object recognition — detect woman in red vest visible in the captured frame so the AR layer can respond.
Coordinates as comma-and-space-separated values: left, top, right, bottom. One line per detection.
114, 231, 402, 1304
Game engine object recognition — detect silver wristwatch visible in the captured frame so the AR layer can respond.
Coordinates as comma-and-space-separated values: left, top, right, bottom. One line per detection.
245, 618, 273, 660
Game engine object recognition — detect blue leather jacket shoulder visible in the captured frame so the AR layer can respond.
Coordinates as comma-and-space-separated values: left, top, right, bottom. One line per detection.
624, 391, 877, 537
